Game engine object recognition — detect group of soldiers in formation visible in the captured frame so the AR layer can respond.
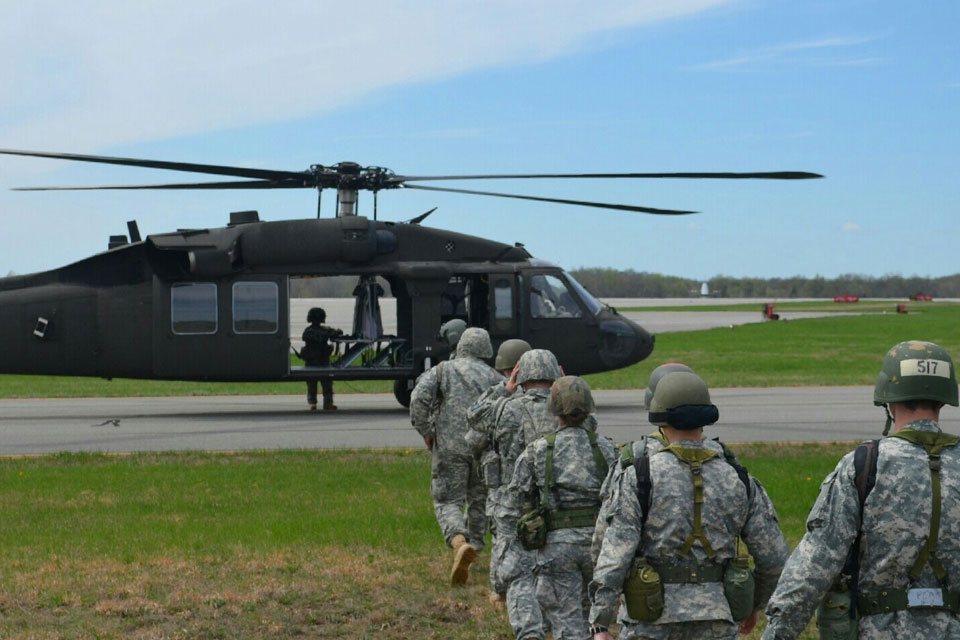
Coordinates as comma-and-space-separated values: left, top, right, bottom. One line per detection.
410, 322, 960, 640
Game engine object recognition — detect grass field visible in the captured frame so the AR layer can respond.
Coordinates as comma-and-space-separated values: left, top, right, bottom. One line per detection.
1, 301, 958, 397
0, 445, 845, 639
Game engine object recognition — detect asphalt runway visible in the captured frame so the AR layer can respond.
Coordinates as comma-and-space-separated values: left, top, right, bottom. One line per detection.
3, 386, 951, 456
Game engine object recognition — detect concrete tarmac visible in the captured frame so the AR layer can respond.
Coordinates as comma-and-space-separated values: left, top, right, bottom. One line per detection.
3, 387, 952, 455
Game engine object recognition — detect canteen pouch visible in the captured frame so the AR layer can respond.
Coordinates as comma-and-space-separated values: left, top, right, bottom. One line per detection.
723, 556, 755, 622
623, 558, 663, 622
481, 450, 501, 488
816, 587, 858, 640
517, 506, 547, 550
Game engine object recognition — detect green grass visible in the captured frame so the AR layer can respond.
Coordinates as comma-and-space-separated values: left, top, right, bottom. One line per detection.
0, 446, 846, 639
2, 302, 958, 397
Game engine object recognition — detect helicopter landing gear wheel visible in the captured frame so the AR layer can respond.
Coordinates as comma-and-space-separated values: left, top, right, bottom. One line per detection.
393, 378, 413, 408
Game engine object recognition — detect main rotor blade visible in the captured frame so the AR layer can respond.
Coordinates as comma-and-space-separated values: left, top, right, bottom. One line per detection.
394, 171, 823, 182
13, 179, 304, 191
403, 184, 696, 215
0, 148, 307, 181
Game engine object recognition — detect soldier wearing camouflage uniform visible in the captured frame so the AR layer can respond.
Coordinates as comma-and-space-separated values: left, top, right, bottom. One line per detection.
590, 371, 788, 640
592, 363, 693, 564
502, 376, 618, 640
439, 318, 467, 359
762, 340, 960, 640
468, 348, 563, 639
410, 327, 502, 585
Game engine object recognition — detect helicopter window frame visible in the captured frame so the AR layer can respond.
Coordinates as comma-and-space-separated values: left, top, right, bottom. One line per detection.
563, 272, 603, 316
528, 273, 583, 319
232, 281, 279, 335
170, 282, 218, 335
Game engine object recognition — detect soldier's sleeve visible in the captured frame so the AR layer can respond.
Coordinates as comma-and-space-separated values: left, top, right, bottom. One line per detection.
761, 454, 860, 640
591, 453, 623, 565
496, 446, 538, 544
739, 475, 789, 610
408, 366, 439, 437
589, 463, 644, 629
464, 382, 509, 453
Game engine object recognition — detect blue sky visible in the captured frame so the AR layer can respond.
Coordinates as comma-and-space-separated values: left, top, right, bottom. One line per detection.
1, 0, 957, 281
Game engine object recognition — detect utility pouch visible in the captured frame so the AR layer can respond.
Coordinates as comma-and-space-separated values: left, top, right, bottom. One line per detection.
481, 450, 501, 488
517, 506, 547, 550
623, 557, 663, 622
816, 585, 858, 640
723, 554, 755, 622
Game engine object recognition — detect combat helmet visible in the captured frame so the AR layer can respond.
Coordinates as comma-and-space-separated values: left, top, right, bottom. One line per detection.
495, 339, 532, 371
307, 307, 326, 323
439, 318, 467, 347
516, 349, 562, 385
644, 362, 695, 408
874, 340, 958, 408
647, 371, 719, 430
456, 327, 494, 359
548, 375, 595, 424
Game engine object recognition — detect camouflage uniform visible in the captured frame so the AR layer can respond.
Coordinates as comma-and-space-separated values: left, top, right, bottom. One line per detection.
466, 349, 562, 639
762, 419, 960, 639
502, 408, 618, 639
410, 327, 501, 550
590, 437, 788, 639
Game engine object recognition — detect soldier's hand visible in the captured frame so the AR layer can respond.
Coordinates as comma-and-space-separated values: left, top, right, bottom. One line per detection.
739, 609, 758, 634
506, 363, 520, 394
593, 632, 615, 640
423, 435, 435, 450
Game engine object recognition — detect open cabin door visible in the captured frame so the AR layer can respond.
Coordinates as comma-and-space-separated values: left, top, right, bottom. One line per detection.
488, 273, 517, 339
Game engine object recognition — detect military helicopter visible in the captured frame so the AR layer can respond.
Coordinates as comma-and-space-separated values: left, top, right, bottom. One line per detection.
0, 148, 821, 406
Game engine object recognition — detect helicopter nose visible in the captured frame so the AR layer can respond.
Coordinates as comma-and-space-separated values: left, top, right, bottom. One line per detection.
598, 319, 654, 369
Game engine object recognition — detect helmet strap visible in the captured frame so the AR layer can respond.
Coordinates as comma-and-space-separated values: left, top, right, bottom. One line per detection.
882, 405, 893, 436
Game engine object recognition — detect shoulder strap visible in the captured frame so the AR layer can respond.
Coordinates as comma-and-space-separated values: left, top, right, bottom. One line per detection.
843, 439, 879, 618
713, 437, 752, 498
635, 445, 652, 527
663, 445, 719, 558
587, 430, 609, 483
543, 432, 557, 511
887, 430, 960, 584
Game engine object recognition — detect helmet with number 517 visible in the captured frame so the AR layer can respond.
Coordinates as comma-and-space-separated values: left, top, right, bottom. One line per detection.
873, 340, 958, 407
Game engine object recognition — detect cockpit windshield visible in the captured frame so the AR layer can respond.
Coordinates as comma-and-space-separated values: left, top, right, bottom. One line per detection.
564, 273, 603, 316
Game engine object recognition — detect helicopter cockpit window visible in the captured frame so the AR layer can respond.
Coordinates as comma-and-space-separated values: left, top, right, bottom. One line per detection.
529, 274, 582, 319
171, 283, 218, 335
232, 281, 279, 334
494, 278, 513, 330
564, 273, 603, 316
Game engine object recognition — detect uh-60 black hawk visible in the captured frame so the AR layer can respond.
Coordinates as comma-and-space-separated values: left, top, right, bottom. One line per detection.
0, 148, 821, 407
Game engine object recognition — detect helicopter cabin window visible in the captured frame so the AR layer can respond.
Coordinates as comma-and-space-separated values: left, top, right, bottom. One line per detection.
529, 274, 582, 319
493, 277, 513, 331
171, 283, 218, 334
232, 282, 279, 334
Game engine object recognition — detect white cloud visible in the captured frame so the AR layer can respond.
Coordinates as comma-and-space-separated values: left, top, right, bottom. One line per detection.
0, 0, 730, 150
841, 222, 862, 232
689, 34, 884, 72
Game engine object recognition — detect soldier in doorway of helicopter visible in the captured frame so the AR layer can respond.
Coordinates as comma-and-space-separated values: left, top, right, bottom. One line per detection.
467, 348, 563, 639
501, 376, 619, 640
410, 327, 502, 586
589, 370, 788, 640
762, 340, 960, 640
301, 307, 343, 410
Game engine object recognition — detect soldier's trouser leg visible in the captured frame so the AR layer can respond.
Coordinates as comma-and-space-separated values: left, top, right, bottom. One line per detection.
618, 619, 738, 640
430, 453, 484, 549
465, 457, 488, 549
534, 542, 590, 640
320, 377, 334, 406
305, 380, 318, 406
498, 540, 543, 640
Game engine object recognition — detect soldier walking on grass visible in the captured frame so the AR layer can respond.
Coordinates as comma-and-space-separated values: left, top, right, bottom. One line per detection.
762, 340, 960, 639
410, 327, 502, 586
589, 370, 787, 640
502, 376, 618, 639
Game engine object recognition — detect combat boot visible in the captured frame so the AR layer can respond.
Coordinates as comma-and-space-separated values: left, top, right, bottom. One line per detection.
449, 534, 478, 586
323, 402, 338, 410
488, 591, 506, 609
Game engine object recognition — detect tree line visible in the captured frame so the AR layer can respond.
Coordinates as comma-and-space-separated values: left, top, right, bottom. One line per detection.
569, 269, 960, 298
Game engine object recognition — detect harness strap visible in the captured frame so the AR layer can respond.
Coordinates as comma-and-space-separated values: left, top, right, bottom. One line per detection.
654, 562, 724, 584
858, 588, 960, 615
663, 445, 719, 559
542, 429, 608, 528
546, 506, 602, 530
888, 430, 960, 585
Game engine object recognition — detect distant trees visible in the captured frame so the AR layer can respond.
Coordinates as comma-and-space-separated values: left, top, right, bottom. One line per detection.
569, 269, 960, 299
